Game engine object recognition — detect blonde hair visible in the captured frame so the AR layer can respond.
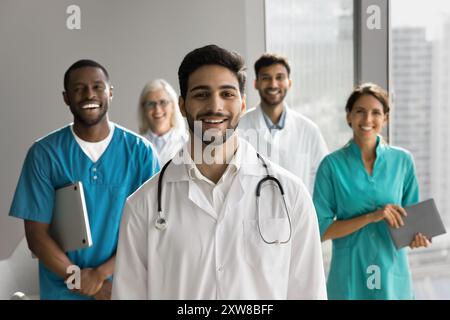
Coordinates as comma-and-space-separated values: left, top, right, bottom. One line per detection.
138, 79, 185, 134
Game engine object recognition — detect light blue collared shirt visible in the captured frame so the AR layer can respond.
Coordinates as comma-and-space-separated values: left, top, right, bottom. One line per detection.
261, 107, 287, 135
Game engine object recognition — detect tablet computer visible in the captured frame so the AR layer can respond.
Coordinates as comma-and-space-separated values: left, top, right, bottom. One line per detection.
49, 182, 93, 252
388, 199, 446, 249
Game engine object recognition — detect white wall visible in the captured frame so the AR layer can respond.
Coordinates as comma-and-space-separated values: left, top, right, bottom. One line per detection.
0, 0, 265, 260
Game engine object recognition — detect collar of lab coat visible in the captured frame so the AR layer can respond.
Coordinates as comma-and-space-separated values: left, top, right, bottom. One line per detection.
162, 138, 265, 220
261, 105, 287, 130
164, 137, 265, 183
255, 103, 292, 138
185, 145, 239, 185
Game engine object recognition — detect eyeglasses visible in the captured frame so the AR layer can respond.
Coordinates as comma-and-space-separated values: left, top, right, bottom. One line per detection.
143, 99, 171, 109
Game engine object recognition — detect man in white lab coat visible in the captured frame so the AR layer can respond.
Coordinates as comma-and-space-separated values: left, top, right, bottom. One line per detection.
112, 45, 327, 300
239, 54, 328, 193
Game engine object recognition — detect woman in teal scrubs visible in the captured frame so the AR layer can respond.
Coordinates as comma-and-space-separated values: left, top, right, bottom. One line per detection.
313, 83, 431, 299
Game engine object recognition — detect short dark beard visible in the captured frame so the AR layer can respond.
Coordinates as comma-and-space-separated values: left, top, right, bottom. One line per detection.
260, 89, 287, 108
69, 101, 108, 127
185, 113, 238, 146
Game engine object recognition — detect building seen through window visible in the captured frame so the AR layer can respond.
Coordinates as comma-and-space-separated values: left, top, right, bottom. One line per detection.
266, 0, 450, 299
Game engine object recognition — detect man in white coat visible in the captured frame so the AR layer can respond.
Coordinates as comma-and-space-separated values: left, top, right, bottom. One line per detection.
112, 45, 327, 300
239, 54, 328, 193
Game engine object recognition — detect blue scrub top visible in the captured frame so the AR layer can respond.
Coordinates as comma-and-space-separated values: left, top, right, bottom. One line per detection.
313, 136, 419, 300
9, 124, 160, 299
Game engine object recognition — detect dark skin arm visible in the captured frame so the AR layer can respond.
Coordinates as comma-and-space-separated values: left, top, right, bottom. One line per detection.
79, 256, 115, 297
94, 279, 113, 300
24, 220, 74, 278
24, 220, 115, 297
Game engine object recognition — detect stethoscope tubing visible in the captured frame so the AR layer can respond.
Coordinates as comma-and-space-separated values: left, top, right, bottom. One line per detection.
155, 153, 292, 244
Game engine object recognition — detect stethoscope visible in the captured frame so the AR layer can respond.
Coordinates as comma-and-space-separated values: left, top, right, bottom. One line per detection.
155, 152, 292, 245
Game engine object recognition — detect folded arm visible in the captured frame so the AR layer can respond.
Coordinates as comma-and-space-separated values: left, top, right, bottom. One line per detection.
24, 220, 114, 297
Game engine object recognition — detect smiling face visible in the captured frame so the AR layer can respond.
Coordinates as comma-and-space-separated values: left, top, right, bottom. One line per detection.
254, 63, 291, 108
63, 66, 112, 127
179, 64, 246, 146
347, 94, 388, 143
143, 89, 174, 136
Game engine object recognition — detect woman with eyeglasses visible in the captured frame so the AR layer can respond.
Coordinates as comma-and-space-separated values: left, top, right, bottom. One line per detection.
313, 83, 431, 300
138, 79, 188, 165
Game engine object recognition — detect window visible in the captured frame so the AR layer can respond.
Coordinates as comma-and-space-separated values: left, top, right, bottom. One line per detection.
266, 0, 450, 299
391, 0, 450, 299
265, 0, 354, 152
265, 0, 354, 273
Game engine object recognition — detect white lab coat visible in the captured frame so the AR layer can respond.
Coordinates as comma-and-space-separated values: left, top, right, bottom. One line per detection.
143, 128, 188, 166
238, 105, 328, 193
112, 138, 327, 300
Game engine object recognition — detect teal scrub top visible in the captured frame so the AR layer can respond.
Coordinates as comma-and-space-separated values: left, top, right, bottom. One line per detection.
313, 136, 419, 300
9, 124, 160, 299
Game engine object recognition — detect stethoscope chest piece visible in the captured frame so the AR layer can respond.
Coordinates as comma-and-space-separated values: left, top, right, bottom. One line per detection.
155, 212, 167, 231
153, 154, 291, 243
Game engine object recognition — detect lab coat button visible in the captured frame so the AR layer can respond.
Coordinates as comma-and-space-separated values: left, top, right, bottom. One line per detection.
217, 266, 223, 272
93, 175, 98, 180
